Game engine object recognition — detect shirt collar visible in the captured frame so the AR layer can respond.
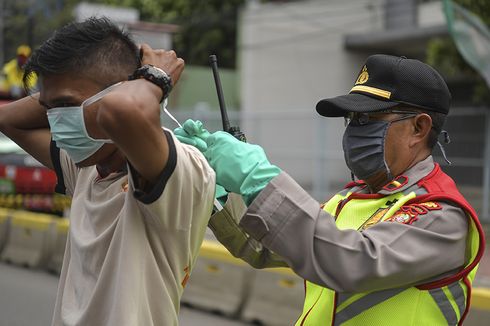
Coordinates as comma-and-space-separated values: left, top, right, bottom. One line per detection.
377, 155, 435, 195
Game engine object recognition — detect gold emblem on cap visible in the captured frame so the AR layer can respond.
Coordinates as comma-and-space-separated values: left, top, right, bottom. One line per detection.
355, 66, 369, 85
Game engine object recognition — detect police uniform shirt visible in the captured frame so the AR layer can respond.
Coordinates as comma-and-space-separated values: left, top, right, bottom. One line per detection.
213, 156, 469, 292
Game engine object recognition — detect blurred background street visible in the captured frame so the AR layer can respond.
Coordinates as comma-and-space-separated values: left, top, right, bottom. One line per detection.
0, 262, 252, 326
1, 0, 490, 325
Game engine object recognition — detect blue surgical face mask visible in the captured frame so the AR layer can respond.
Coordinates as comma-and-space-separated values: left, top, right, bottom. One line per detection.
46, 82, 122, 163
47, 82, 175, 164
342, 119, 392, 181
342, 113, 418, 181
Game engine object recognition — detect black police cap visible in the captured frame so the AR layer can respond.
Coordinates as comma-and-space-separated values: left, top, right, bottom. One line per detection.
316, 54, 451, 117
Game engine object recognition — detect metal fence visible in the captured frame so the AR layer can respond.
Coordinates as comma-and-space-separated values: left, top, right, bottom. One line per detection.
170, 105, 490, 223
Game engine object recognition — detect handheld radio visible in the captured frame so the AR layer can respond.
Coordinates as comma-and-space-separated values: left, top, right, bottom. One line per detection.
209, 55, 246, 142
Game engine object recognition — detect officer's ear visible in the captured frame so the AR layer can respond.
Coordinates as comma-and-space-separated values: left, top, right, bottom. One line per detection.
410, 113, 432, 147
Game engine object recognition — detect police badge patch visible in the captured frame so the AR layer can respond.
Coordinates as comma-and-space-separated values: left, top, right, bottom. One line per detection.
387, 202, 442, 225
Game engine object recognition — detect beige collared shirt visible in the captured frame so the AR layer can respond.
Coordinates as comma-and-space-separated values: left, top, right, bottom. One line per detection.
51, 130, 215, 326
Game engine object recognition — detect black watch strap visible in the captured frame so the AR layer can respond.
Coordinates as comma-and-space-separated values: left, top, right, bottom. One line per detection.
128, 64, 172, 102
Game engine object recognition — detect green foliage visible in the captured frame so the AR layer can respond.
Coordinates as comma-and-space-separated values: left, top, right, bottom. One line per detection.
2, 0, 250, 68
95, 0, 247, 68
2, 0, 79, 61
426, 0, 490, 104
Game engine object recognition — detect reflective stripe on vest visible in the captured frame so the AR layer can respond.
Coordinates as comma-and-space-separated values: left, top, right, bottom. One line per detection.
295, 180, 482, 326
429, 282, 467, 325
334, 288, 407, 325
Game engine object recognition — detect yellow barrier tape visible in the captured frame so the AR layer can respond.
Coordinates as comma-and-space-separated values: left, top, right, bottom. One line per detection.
199, 240, 247, 266
0, 193, 72, 211
56, 218, 69, 233
199, 240, 296, 276
6, 214, 489, 311
11, 211, 54, 231
0, 207, 11, 223
472, 288, 490, 311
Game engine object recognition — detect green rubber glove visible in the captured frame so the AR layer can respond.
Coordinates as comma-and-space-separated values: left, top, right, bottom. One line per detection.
175, 120, 229, 205
173, 119, 210, 152
204, 131, 281, 206
215, 184, 228, 206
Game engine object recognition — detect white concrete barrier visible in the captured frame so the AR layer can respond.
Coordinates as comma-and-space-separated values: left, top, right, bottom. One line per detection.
0, 211, 56, 268
182, 240, 254, 317
241, 268, 304, 326
0, 208, 12, 253
47, 218, 69, 274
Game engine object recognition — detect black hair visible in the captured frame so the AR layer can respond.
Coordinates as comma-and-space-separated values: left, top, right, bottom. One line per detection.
23, 17, 140, 89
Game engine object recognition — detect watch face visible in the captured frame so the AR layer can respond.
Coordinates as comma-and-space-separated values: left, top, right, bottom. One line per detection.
150, 65, 167, 77
132, 64, 172, 101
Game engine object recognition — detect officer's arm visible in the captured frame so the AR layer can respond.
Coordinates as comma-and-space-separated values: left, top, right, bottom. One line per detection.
0, 94, 53, 169
239, 172, 468, 292
209, 193, 288, 269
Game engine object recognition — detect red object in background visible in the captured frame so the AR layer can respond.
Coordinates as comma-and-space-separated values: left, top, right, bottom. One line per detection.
0, 99, 13, 106
0, 165, 57, 194
0, 100, 58, 195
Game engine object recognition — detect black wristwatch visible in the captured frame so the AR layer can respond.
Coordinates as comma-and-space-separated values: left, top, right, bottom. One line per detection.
128, 64, 172, 102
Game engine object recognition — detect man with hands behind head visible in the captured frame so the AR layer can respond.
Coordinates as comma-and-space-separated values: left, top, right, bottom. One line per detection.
175, 55, 485, 326
0, 17, 215, 326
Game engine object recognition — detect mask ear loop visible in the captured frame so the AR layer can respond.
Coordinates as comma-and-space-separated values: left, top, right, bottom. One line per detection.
161, 99, 182, 128
82, 81, 124, 108
436, 130, 451, 165
80, 82, 125, 143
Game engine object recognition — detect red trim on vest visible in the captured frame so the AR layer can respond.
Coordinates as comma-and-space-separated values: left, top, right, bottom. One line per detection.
331, 293, 338, 326
458, 277, 472, 326
300, 289, 323, 326
293, 281, 308, 326
412, 164, 486, 290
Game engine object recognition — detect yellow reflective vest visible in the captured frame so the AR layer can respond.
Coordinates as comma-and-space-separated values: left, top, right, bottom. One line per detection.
295, 164, 484, 326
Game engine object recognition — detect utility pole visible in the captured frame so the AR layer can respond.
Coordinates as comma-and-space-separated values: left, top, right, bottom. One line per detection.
0, 0, 4, 65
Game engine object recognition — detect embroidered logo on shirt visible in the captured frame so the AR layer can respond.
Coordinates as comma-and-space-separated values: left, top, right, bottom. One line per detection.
121, 179, 129, 192
386, 202, 442, 225
181, 266, 190, 288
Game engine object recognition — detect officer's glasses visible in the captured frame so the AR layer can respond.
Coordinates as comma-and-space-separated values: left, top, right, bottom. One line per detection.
344, 110, 420, 126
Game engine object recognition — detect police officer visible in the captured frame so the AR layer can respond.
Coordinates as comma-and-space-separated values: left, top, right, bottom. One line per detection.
175, 54, 485, 325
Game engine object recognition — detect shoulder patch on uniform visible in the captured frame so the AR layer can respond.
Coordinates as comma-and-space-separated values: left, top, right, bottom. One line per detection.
386, 201, 442, 225
382, 175, 409, 192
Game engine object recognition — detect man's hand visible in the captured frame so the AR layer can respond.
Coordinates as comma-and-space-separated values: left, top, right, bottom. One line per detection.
174, 119, 281, 206
94, 45, 185, 182
139, 44, 184, 87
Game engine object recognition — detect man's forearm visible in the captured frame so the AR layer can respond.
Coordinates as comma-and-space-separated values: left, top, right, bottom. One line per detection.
0, 94, 53, 169
0, 93, 49, 131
